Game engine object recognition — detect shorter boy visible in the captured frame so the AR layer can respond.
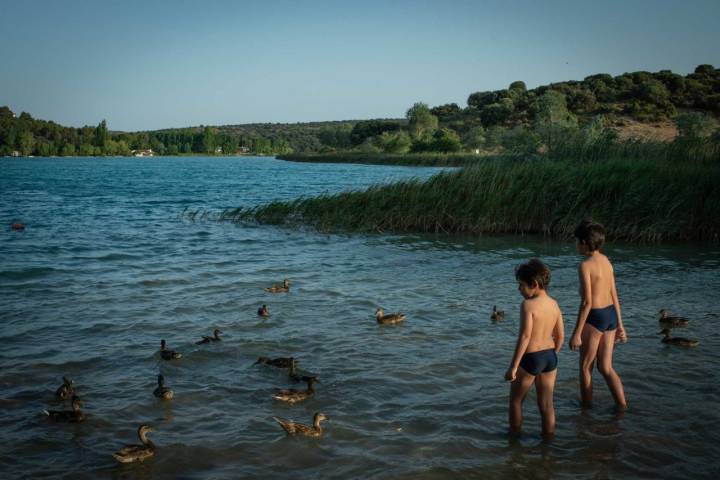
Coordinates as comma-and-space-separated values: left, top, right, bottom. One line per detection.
505, 259, 564, 438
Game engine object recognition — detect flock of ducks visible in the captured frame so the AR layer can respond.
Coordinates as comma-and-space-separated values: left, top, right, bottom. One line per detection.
41, 278, 408, 464
38, 277, 701, 465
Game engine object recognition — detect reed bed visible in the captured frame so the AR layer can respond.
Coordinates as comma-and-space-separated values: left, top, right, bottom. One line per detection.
223, 139, 720, 243
276, 152, 522, 167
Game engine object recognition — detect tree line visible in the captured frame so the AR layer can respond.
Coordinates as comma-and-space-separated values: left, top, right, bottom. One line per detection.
1, 65, 718, 157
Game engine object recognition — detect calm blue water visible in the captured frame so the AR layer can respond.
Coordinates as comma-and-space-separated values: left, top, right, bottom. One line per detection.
1, 156, 719, 479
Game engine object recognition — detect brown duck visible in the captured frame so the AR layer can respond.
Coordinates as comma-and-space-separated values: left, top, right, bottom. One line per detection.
43, 395, 85, 422
376, 308, 406, 325
265, 279, 290, 293
255, 356, 295, 368
196, 329, 222, 344
491, 305, 505, 321
160, 339, 182, 360
658, 309, 689, 327
273, 412, 327, 437
112, 425, 156, 463
659, 328, 699, 347
273, 377, 318, 404
55, 376, 75, 399
153, 375, 174, 400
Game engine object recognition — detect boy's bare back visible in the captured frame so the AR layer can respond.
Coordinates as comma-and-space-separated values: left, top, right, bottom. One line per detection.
579, 252, 616, 309
523, 295, 562, 353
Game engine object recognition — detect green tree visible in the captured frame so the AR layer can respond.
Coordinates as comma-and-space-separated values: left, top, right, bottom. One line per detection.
406, 102, 438, 139
462, 126, 486, 149
60, 143, 76, 156
19, 131, 34, 155
675, 112, 718, 139
430, 128, 462, 152
94, 119, 109, 148
535, 91, 577, 152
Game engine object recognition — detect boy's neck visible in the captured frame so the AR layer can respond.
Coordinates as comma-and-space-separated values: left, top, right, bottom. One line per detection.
530, 289, 548, 299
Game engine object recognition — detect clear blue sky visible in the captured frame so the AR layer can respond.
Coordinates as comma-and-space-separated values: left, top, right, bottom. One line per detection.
1, 0, 718, 131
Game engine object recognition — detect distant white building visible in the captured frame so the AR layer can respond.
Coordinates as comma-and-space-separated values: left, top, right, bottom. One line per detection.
215, 146, 223, 154
131, 149, 154, 157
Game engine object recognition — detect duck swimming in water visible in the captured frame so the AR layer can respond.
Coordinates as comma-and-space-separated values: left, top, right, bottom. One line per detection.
255, 356, 295, 369
112, 425, 156, 464
273, 412, 327, 438
376, 308, 406, 325
160, 339, 182, 360
659, 328, 699, 347
55, 376, 74, 399
10, 223, 25, 231
289, 363, 317, 384
153, 375, 174, 400
658, 309, 689, 327
265, 279, 290, 293
273, 377, 318, 404
196, 329, 222, 344
491, 305, 505, 321
43, 395, 85, 422
258, 304, 270, 317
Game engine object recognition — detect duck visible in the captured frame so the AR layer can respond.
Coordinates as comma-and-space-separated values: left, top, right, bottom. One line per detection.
273, 412, 327, 438
659, 328, 699, 347
376, 308, 406, 325
55, 376, 75, 399
491, 305, 505, 321
153, 375, 174, 400
265, 278, 290, 293
289, 363, 317, 384
43, 395, 85, 422
159, 339, 182, 360
255, 356, 295, 369
11, 223, 25, 231
273, 377, 318, 404
112, 425, 156, 464
195, 329, 222, 345
258, 304, 270, 317
658, 309, 689, 327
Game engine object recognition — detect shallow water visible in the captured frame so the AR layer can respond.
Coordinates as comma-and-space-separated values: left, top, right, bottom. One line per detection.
1, 156, 719, 479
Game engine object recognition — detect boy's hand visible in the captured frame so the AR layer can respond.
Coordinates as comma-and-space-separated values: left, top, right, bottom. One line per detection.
570, 333, 582, 350
616, 325, 627, 343
505, 367, 517, 382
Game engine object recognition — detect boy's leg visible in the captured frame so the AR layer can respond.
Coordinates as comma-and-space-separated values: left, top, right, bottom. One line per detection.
597, 331, 628, 410
509, 368, 535, 435
535, 369, 558, 437
579, 325, 603, 407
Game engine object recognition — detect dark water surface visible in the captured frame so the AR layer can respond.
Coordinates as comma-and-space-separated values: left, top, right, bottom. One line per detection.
1, 156, 719, 479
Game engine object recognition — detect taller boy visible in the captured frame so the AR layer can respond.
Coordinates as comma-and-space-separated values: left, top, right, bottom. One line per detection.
570, 220, 628, 410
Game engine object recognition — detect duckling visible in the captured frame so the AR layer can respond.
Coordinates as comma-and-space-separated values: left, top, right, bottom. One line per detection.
265, 278, 290, 293
658, 309, 689, 327
55, 376, 75, 399
112, 425, 156, 464
376, 308, 406, 325
273, 412, 327, 438
258, 304, 270, 317
153, 375, 174, 400
255, 356, 295, 369
195, 329, 222, 344
491, 305, 505, 321
43, 395, 85, 422
273, 377, 318, 404
159, 339, 182, 360
659, 328, 699, 347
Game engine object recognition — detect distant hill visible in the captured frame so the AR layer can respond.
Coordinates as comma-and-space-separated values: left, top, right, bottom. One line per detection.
1, 64, 717, 156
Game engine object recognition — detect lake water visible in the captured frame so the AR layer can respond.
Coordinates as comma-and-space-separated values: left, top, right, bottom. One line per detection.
1, 156, 719, 479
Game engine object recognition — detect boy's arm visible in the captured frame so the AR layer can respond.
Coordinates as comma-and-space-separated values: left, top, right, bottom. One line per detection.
570, 263, 592, 350
554, 307, 565, 353
505, 301, 533, 381
610, 265, 627, 342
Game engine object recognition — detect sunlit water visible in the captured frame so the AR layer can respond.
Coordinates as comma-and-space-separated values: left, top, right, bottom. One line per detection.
1, 156, 719, 479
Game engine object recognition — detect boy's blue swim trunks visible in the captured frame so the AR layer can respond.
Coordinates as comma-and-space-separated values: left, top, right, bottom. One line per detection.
519, 348, 558, 376
586, 305, 617, 332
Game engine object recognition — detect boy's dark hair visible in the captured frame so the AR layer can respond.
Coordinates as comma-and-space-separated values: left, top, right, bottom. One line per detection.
515, 259, 551, 289
574, 219, 605, 251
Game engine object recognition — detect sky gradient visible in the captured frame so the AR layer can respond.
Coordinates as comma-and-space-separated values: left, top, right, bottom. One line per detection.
1, 0, 719, 131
